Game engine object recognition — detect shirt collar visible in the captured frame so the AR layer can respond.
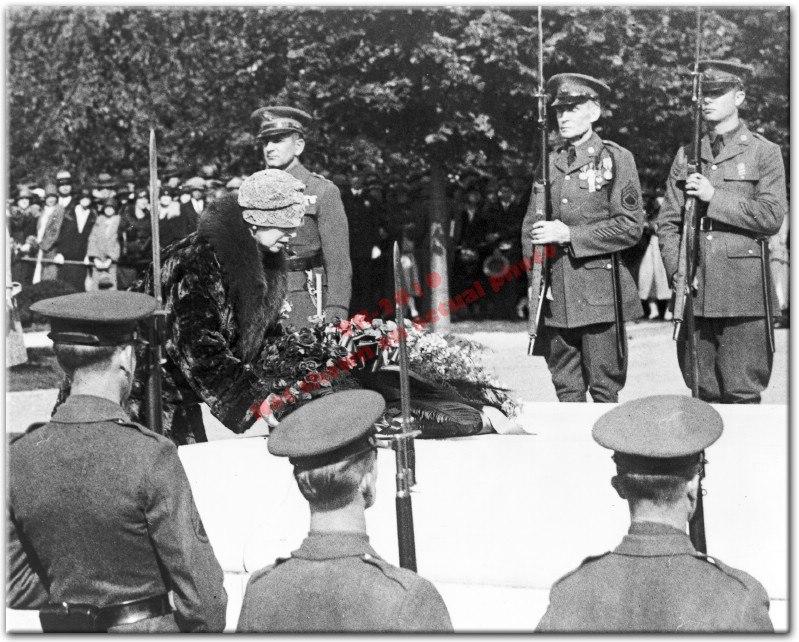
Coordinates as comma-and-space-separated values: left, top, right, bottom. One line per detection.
613, 520, 696, 557
713, 120, 745, 146
292, 530, 378, 561
50, 395, 130, 424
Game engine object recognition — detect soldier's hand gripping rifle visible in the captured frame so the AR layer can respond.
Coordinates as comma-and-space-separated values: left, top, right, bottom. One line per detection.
375, 241, 421, 571
146, 129, 165, 435
527, 5, 553, 356
671, 8, 706, 553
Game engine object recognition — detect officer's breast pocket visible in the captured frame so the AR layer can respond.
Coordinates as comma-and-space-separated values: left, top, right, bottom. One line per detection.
722, 165, 759, 198
581, 257, 614, 305
725, 234, 761, 259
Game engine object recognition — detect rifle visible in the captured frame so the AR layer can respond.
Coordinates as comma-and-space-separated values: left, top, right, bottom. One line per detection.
527, 5, 553, 356
671, 7, 706, 554
146, 129, 165, 435
375, 241, 421, 571
760, 239, 776, 353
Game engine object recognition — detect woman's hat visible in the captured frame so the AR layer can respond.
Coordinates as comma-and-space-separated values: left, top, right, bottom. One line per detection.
238, 169, 307, 229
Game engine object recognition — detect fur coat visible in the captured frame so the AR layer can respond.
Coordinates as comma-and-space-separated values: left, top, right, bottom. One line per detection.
129, 192, 317, 442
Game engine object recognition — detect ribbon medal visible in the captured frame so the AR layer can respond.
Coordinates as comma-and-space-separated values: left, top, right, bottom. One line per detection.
737, 162, 746, 179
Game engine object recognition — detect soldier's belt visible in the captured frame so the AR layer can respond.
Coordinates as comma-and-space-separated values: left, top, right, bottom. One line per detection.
39, 593, 172, 632
699, 217, 763, 239
286, 252, 323, 272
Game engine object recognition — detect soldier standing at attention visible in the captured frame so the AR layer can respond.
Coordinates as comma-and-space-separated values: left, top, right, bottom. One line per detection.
522, 74, 644, 402
237, 390, 453, 633
537, 395, 773, 632
657, 60, 787, 403
7, 291, 226, 632
251, 105, 352, 326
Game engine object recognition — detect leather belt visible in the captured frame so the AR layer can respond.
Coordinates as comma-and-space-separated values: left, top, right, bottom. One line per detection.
286, 252, 323, 272
698, 217, 762, 238
39, 594, 172, 632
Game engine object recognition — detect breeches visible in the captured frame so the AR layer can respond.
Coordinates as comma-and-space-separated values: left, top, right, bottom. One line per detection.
542, 322, 627, 403
677, 316, 773, 403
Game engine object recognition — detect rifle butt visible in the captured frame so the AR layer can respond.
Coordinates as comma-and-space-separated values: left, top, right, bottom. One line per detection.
396, 493, 417, 571
688, 482, 707, 554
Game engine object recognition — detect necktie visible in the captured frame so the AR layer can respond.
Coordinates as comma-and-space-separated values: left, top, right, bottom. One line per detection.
711, 135, 723, 158
566, 145, 576, 166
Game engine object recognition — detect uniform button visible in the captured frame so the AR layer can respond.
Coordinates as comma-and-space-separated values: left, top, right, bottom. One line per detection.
711, 164, 717, 170
606, 263, 612, 269
243, 364, 252, 372
363, 554, 372, 561
564, 175, 570, 181
706, 234, 712, 240
748, 249, 754, 254
561, 198, 568, 204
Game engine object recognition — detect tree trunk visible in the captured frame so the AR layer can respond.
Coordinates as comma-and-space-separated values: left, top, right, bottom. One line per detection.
428, 160, 450, 333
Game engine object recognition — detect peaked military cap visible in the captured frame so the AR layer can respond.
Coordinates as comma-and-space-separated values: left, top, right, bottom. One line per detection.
238, 169, 307, 228
55, 170, 72, 186
548, 73, 610, 107
593, 395, 723, 475
698, 59, 751, 93
31, 291, 157, 347
251, 105, 311, 140
268, 390, 386, 468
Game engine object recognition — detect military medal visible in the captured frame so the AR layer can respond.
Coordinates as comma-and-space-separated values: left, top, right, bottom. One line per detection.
587, 167, 596, 192
602, 156, 613, 181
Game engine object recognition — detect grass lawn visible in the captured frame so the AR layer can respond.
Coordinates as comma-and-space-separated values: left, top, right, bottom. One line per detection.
7, 348, 64, 392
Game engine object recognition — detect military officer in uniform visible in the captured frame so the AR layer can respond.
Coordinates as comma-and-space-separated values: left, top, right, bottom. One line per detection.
237, 390, 453, 632
7, 291, 226, 632
252, 105, 352, 326
522, 74, 644, 402
537, 395, 773, 632
657, 60, 787, 403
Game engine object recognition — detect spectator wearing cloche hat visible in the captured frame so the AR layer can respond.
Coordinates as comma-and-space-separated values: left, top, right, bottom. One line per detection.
124, 169, 347, 444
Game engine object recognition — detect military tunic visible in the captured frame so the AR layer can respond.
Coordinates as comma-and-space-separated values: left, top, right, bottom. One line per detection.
286, 161, 352, 327
521, 131, 644, 402
537, 521, 773, 632
658, 122, 787, 402
7, 395, 227, 632
237, 531, 453, 632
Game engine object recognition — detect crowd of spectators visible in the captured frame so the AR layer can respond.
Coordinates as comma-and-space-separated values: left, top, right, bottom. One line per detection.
7, 167, 789, 328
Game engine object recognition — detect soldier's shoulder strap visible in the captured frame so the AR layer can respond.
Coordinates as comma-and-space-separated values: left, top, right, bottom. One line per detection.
246, 557, 290, 584
551, 551, 612, 587
361, 552, 415, 590
691, 552, 758, 591
110, 417, 170, 443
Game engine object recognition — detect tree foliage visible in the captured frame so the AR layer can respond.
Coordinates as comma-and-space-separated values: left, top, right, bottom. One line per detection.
8, 7, 789, 192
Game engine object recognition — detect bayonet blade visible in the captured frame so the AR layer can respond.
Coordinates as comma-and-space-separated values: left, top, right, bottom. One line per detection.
392, 241, 412, 427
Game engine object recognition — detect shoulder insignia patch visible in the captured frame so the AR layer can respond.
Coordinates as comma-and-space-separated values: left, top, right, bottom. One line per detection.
621, 181, 640, 212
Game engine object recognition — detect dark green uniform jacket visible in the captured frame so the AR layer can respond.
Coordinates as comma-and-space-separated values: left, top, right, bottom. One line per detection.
658, 122, 787, 317
237, 531, 453, 632
536, 521, 773, 632
287, 161, 352, 323
7, 395, 227, 632
521, 131, 644, 328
